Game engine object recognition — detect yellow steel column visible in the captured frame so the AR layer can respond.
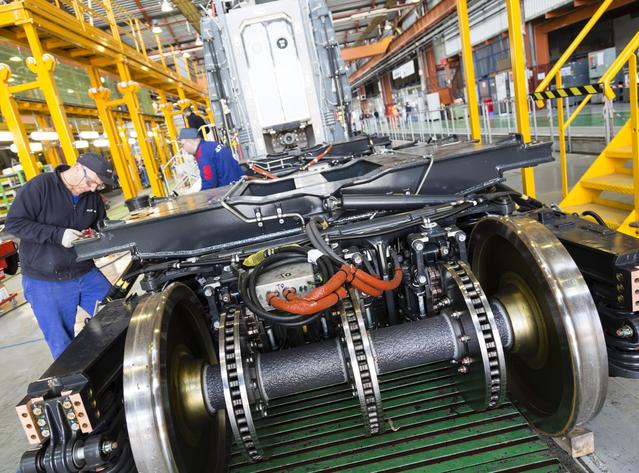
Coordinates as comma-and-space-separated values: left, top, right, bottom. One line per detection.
206, 107, 215, 127
630, 52, 638, 217
115, 117, 143, 192
151, 123, 170, 176
456, 0, 481, 142
23, 23, 77, 165
116, 62, 166, 197
555, 75, 568, 197
35, 114, 62, 167
87, 67, 137, 199
505, 0, 535, 197
158, 91, 180, 156
0, 65, 40, 180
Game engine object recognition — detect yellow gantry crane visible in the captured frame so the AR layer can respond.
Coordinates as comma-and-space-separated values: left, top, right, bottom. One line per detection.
0, 0, 213, 199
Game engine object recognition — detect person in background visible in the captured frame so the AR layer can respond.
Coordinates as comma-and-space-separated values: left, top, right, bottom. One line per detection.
5, 153, 114, 359
178, 128, 244, 190
183, 106, 207, 138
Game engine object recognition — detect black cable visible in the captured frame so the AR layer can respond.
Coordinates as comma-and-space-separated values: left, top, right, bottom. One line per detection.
240, 248, 334, 327
582, 210, 607, 227
306, 216, 347, 265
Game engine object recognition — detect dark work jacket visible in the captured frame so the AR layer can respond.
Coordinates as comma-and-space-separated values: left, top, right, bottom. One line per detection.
5, 166, 106, 281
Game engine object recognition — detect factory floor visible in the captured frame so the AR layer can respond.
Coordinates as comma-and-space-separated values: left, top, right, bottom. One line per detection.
0, 154, 638, 472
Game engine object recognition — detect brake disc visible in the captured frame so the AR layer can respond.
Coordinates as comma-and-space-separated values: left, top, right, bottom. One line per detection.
123, 283, 227, 472
470, 216, 608, 436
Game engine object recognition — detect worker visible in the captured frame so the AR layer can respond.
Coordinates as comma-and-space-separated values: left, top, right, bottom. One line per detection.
183, 106, 207, 138
5, 152, 114, 359
178, 127, 245, 190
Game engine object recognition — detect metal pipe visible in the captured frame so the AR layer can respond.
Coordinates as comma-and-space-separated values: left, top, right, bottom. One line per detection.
341, 194, 459, 211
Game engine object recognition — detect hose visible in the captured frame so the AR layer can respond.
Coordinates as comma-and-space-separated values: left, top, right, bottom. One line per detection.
582, 210, 607, 227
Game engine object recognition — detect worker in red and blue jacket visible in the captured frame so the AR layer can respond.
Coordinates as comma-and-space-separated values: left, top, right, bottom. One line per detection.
178, 128, 244, 190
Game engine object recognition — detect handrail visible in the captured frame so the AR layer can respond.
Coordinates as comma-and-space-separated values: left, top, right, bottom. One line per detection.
601, 31, 639, 96
563, 30, 639, 129
629, 48, 638, 218
534, 0, 613, 106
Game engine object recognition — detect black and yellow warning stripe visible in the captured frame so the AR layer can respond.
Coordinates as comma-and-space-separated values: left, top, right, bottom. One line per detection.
531, 83, 605, 100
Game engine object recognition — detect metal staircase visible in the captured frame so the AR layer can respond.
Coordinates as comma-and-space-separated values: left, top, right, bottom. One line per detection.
561, 117, 638, 234
531, 0, 639, 237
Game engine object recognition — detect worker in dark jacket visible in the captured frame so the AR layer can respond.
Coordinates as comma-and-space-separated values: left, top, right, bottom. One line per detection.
184, 106, 207, 138
5, 153, 114, 359
178, 128, 244, 190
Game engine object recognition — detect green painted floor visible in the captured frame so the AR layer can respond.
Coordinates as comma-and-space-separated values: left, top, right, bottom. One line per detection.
229, 363, 564, 473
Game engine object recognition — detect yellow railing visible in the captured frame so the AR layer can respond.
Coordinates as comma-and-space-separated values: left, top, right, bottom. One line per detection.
628, 48, 638, 217
531, 0, 639, 198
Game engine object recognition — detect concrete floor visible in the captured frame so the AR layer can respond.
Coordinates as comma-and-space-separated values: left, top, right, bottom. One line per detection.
0, 151, 638, 472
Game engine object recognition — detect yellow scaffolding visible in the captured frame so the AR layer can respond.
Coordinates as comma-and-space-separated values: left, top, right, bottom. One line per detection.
0, 0, 208, 196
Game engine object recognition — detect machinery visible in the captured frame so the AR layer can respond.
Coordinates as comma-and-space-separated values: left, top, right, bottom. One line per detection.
202, 0, 353, 159
15, 136, 639, 472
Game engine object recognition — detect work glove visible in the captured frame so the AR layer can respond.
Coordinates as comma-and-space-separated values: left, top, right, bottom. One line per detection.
61, 229, 82, 248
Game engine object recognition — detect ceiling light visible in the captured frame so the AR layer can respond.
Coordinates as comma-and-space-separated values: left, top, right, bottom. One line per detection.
195, 35, 203, 47
67, 89, 74, 94
147, 131, 156, 138
79, 131, 101, 139
128, 138, 137, 145
160, 0, 173, 13
129, 130, 138, 138
384, 21, 392, 31
74, 140, 89, 149
9, 56, 21, 62
30, 131, 59, 141
152, 22, 162, 34
100, 77, 106, 83
92, 139, 110, 148
10, 142, 43, 153
183, 52, 191, 59
0, 131, 13, 142
8, 78, 15, 83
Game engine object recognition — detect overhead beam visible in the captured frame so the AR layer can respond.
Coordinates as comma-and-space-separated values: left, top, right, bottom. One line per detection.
349, 0, 456, 85
172, 0, 202, 34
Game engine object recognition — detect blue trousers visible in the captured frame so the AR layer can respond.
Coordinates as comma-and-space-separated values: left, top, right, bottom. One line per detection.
22, 268, 112, 359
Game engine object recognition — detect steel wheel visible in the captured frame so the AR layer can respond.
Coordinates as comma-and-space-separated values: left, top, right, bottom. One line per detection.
124, 283, 227, 472
470, 216, 607, 436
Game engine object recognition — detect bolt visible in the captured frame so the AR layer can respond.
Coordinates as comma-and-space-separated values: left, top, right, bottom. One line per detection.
101, 441, 118, 455
450, 311, 462, 319
459, 335, 470, 343
616, 325, 634, 338
617, 284, 624, 292
213, 320, 220, 330
616, 272, 624, 282
441, 247, 449, 256
618, 294, 625, 304
70, 423, 79, 431
32, 407, 42, 416
62, 401, 71, 410
204, 287, 213, 297
461, 357, 473, 366
222, 295, 231, 303
456, 232, 467, 242
457, 366, 468, 374
66, 412, 75, 420
414, 242, 424, 251
41, 430, 50, 437
37, 419, 46, 427
417, 275, 427, 285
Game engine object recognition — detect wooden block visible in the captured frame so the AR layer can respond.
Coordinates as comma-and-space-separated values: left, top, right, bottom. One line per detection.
554, 427, 595, 458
